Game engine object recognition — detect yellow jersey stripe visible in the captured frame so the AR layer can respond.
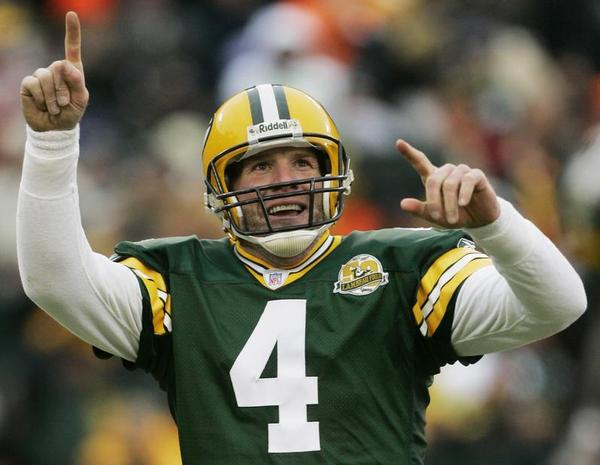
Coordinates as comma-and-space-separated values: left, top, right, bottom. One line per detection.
412, 246, 492, 336
415, 247, 476, 308
419, 252, 489, 320
119, 256, 171, 335
424, 257, 492, 336
412, 305, 424, 327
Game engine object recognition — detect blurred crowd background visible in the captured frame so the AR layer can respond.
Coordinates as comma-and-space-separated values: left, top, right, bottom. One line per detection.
1, 0, 600, 464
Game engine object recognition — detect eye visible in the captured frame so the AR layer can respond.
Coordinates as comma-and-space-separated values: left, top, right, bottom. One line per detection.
294, 157, 317, 169
250, 160, 271, 172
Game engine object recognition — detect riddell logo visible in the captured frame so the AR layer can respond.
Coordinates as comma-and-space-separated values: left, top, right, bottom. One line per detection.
247, 119, 301, 142
257, 121, 291, 132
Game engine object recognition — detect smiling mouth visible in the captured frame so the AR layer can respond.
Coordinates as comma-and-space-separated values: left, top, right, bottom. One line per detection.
267, 203, 306, 216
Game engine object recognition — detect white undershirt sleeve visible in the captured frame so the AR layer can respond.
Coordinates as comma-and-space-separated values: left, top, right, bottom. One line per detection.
17, 125, 143, 361
451, 198, 587, 356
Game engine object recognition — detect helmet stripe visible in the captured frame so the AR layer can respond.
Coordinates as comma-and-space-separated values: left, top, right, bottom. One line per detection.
256, 84, 280, 121
247, 86, 264, 124
273, 85, 291, 119
247, 84, 291, 126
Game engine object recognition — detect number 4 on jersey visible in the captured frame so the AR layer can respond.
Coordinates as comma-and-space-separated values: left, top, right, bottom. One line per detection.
229, 299, 320, 453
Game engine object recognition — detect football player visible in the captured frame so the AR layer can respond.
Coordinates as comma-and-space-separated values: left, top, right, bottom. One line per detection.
17, 12, 586, 464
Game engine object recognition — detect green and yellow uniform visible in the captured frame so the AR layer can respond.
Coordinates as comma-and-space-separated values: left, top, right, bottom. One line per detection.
108, 228, 491, 464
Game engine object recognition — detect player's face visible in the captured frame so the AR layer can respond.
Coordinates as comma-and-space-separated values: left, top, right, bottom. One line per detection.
229, 147, 325, 233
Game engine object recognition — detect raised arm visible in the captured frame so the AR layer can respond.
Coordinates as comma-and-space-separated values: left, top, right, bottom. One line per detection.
17, 12, 143, 361
395, 139, 587, 355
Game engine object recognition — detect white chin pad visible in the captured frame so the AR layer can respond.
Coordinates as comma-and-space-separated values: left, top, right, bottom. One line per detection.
236, 227, 328, 258
259, 230, 320, 258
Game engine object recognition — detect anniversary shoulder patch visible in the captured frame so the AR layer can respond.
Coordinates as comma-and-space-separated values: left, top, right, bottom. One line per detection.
333, 254, 389, 296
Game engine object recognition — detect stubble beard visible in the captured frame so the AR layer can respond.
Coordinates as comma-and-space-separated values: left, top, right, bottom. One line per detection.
240, 199, 325, 234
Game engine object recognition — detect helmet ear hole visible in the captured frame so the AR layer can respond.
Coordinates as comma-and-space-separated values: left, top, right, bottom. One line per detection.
225, 160, 243, 190
315, 147, 330, 176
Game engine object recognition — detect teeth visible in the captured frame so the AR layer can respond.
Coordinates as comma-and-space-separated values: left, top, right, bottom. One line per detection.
268, 204, 303, 214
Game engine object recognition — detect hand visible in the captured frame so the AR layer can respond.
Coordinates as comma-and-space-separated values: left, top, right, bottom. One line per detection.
396, 139, 501, 228
20, 11, 89, 132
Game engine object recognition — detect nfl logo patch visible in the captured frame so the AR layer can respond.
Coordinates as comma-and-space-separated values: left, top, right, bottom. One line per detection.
269, 272, 283, 287
263, 269, 289, 290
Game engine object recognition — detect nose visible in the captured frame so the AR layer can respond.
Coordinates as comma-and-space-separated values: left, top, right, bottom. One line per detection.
271, 161, 297, 186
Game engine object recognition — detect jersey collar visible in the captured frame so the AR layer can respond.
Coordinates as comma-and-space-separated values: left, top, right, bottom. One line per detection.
233, 232, 341, 290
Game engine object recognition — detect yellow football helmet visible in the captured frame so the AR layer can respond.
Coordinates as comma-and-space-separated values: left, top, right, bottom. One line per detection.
202, 84, 353, 255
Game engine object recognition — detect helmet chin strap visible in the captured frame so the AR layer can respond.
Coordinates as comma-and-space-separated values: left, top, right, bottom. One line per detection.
234, 224, 331, 258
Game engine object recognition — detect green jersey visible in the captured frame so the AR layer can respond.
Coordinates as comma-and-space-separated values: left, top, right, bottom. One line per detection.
107, 228, 491, 464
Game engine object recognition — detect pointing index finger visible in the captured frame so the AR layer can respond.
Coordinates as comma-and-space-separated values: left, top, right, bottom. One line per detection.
65, 11, 83, 72
395, 139, 436, 179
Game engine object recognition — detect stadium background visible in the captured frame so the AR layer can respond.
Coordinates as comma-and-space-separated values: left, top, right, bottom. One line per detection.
1, 0, 600, 463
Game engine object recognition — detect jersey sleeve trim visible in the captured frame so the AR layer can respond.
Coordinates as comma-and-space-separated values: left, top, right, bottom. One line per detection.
413, 248, 492, 337
119, 256, 172, 335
